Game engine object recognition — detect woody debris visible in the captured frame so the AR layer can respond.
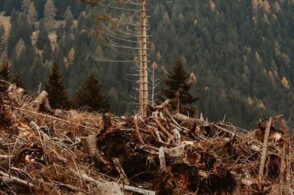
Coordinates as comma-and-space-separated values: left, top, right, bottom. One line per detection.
0, 84, 293, 194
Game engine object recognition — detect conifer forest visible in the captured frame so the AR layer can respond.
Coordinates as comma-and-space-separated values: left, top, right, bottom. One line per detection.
0, 0, 294, 194
0, 0, 293, 128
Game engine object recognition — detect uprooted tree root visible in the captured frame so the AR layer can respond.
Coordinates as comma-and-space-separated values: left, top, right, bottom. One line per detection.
0, 84, 293, 194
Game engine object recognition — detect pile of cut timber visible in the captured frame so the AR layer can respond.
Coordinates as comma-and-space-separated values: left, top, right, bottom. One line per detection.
0, 84, 293, 194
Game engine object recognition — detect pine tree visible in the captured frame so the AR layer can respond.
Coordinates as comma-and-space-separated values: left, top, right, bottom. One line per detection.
45, 63, 68, 109
252, 0, 258, 11
43, 43, 53, 61
0, 55, 10, 91
44, 0, 56, 29
163, 60, 198, 113
74, 73, 109, 112
7, 12, 34, 57
3, 0, 19, 16
11, 74, 25, 88
27, 2, 37, 25
0, 26, 5, 55
0, 55, 10, 81
262, 0, 271, 13
21, 0, 31, 13
36, 21, 51, 50
64, 6, 74, 34
64, 6, 73, 20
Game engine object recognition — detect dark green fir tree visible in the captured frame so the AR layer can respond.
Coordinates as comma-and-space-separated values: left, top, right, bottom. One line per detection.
0, 56, 10, 91
45, 63, 68, 109
74, 73, 109, 112
163, 60, 198, 113
36, 20, 51, 50
0, 56, 10, 81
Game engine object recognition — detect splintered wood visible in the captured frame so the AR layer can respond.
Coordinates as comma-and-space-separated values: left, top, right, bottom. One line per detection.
0, 85, 293, 194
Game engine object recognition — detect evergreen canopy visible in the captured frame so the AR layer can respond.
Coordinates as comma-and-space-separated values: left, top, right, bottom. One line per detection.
74, 73, 109, 112
0, 56, 10, 81
45, 63, 68, 109
163, 60, 198, 112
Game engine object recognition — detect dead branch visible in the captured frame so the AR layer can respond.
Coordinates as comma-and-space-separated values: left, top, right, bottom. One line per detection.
154, 111, 174, 143
133, 115, 145, 144
173, 112, 204, 124
0, 154, 12, 159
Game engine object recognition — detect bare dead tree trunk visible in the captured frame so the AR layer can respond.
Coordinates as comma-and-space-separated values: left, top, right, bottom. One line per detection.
138, 0, 148, 116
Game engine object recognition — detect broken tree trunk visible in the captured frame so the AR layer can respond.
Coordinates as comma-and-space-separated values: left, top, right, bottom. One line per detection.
81, 134, 112, 170
102, 112, 112, 133
32, 90, 52, 113
113, 158, 129, 185
258, 117, 272, 181
173, 112, 204, 124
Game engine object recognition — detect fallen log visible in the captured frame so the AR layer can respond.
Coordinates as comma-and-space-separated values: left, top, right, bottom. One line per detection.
0, 170, 34, 189
173, 112, 204, 124
259, 117, 272, 181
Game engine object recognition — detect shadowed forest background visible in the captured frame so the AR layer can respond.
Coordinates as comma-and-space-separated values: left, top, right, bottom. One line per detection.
0, 0, 294, 129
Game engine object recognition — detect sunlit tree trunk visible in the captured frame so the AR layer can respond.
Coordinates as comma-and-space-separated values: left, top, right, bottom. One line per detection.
138, 0, 148, 116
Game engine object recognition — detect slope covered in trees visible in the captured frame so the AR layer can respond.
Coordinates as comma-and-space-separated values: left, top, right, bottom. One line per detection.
149, 0, 294, 127
0, 0, 294, 128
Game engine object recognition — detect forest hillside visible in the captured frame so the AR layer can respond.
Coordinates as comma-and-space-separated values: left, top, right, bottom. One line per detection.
0, 0, 294, 129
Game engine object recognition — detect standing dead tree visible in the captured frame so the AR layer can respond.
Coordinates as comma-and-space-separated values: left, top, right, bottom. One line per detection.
138, 0, 148, 116
81, 0, 150, 116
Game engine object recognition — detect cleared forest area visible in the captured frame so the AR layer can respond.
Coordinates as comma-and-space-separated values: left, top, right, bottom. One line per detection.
0, 83, 293, 194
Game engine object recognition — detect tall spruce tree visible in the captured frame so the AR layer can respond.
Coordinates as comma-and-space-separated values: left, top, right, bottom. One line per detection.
44, 0, 56, 29
21, 0, 31, 13
27, 2, 37, 25
36, 20, 51, 50
163, 60, 198, 113
74, 73, 109, 112
45, 63, 68, 108
64, 6, 74, 34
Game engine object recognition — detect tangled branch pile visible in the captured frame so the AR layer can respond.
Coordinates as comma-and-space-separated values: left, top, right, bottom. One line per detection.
0, 84, 293, 194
